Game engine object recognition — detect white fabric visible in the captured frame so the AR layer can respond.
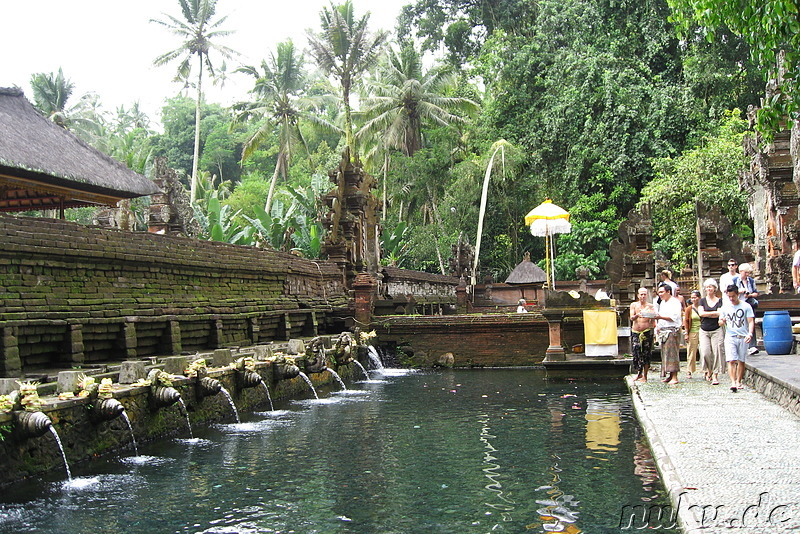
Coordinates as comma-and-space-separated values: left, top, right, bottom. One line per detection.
656, 296, 681, 329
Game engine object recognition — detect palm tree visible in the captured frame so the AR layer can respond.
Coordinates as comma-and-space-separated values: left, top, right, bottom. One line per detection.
306, 0, 388, 157
357, 45, 479, 218
151, 0, 237, 203
29, 68, 104, 141
358, 45, 479, 158
233, 40, 340, 213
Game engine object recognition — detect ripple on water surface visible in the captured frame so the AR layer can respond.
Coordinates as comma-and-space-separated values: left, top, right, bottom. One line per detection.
0, 369, 674, 534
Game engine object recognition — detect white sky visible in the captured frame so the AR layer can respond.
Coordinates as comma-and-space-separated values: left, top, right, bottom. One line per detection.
0, 0, 411, 125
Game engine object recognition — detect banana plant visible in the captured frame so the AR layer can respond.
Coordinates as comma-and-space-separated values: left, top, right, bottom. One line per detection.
380, 220, 411, 267
193, 197, 253, 244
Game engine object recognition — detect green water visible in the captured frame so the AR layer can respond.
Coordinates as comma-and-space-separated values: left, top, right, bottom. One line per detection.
0, 369, 676, 533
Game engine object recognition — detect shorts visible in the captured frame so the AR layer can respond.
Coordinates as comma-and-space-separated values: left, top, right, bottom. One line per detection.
724, 336, 748, 362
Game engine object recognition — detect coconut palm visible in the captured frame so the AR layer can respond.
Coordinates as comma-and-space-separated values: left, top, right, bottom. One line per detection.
306, 0, 388, 156
358, 45, 479, 158
29, 68, 104, 141
233, 40, 340, 213
151, 0, 237, 203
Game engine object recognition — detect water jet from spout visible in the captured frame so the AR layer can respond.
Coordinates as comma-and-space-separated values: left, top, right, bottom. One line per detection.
327, 368, 347, 391
120, 410, 139, 456
298, 372, 319, 399
353, 360, 370, 381
176, 398, 193, 438
220, 387, 240, 423
49, 426, 72, 481
367, 346, 384, 370
259, 382, 274, 411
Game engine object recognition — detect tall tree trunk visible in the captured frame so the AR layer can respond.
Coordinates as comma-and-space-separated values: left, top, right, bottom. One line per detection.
342, 80, 354, 157
265, 154, 283, 213
382, 150, 388, 220
190, 57, 204, 203
427, 184, 447, 275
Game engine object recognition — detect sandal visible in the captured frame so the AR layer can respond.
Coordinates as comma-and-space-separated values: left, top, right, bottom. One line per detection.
712, 379, 719, 385
687, 371, 692, 379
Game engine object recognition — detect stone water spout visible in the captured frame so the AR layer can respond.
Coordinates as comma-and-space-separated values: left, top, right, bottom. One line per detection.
332, 331, 356, 365
6, 383, 52, 438
304, 336, 329, 374
186, 359, 224, 399
147, 369, 182, 409
272, 355, 301, 381
91, 398, 125, 422
234, 356, 263, 389
197, 376, 223, 398
12, 409, 53, 439
78, 377, 125, 423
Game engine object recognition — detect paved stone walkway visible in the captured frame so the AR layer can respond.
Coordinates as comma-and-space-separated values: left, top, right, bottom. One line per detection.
628, 356, 800, 533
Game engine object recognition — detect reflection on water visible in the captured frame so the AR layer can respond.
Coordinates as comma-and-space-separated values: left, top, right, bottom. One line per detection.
633, 435, 663, 502
0, 370, 675, 533
479, 413, 515, 526
533, 457, 582, 533
585, 399, 621, 461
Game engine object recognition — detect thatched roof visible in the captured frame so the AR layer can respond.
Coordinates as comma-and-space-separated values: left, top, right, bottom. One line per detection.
0, 87, 160, 212
505, 252, 547, 284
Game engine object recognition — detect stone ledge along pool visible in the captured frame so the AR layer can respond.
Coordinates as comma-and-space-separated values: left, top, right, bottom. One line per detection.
0, 369, 677, 533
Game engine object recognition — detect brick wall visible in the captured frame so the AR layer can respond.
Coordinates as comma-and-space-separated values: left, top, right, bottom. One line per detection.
373, 313, 585, 367
0, 215, 349, 376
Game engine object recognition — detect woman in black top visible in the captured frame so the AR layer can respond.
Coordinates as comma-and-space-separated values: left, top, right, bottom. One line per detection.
698, 279, 724, 384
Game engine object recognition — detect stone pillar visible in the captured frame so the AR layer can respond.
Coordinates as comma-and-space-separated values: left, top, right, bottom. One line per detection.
67, 323, 85, 366
352, 272, 378, 329
57, 370, 85, 393
210, 318, 223, 348
304, 312, 319, 337
249, 317, 260, 344
283, 313, 292, 340
456, 278, 468, 314
213, 348, 233, 367
162, 355, 188, 376
166, 320, 182, 355
1, 326, 22, 377
121, 321, 137, 359
119, 361, 147, 384
541, 310, 566, 361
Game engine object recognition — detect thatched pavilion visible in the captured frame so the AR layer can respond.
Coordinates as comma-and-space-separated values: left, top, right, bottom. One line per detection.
0, 87, 159, 215
505, 251, 548, 304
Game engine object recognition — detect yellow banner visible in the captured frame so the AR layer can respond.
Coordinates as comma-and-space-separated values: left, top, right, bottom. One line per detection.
583, 310, 618, 345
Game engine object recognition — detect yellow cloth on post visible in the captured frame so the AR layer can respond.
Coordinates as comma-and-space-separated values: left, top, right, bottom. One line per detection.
583, 310, 618, 345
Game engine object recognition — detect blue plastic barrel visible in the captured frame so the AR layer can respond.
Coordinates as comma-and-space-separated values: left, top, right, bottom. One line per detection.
762, 311, 793, 355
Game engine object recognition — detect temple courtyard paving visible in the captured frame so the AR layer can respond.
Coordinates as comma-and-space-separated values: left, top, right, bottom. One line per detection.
628, 355, 800, 533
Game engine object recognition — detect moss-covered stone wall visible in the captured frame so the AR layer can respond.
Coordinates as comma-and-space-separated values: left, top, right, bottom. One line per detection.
0, 215, 349, 376
0, 359, 356, 486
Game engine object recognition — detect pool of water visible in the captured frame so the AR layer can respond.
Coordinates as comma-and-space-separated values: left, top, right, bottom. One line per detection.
0, 369, 676, 533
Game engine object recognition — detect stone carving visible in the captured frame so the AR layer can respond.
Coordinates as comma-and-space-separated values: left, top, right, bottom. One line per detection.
605, 206, 655, 303
742, 104, 798, 293
147, 157, 200, 237
449, 234, 475, 280
320, 147, 381, 288
696, 203, 743, 285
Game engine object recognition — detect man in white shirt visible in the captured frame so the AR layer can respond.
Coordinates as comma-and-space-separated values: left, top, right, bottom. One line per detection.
792, 245, 800, 293
655, 284, 682, 384
719, 259, 738, 301
719, 284, 755, 392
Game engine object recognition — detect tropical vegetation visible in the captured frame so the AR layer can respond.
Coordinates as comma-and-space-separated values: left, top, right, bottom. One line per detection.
23, 0, 776, 279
